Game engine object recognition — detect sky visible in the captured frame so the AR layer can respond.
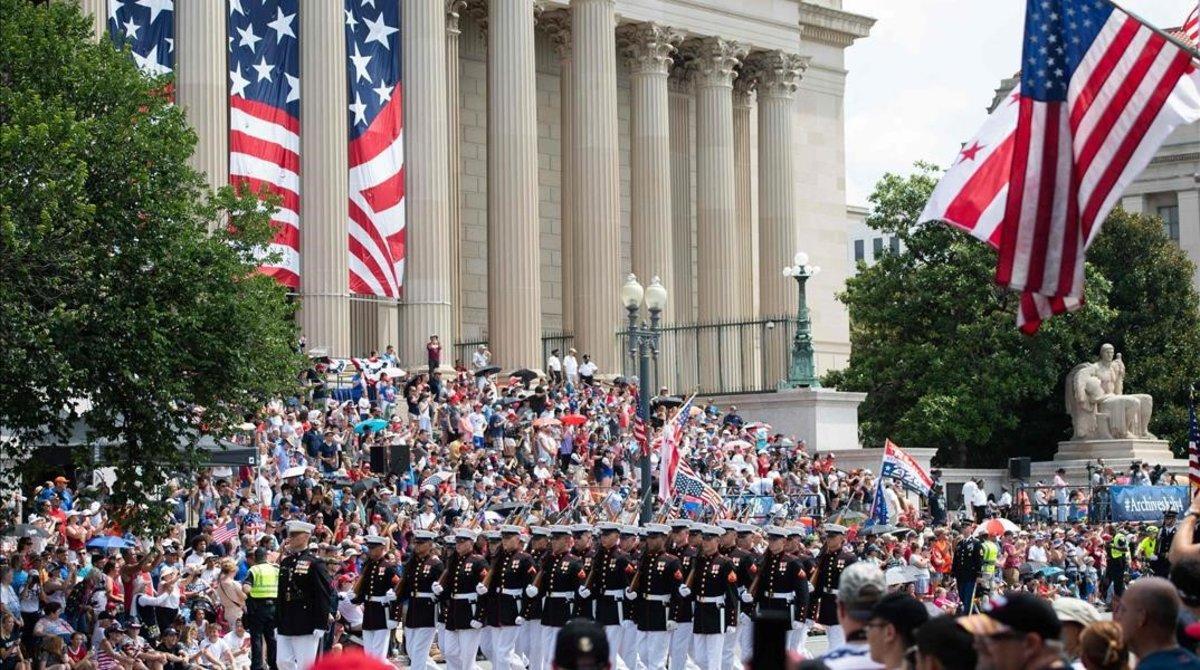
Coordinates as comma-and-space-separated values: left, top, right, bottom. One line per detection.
841, 0, 1198, 206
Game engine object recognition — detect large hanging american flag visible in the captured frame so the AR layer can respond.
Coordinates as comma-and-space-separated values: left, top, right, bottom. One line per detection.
921, 0, 1200, 333
106, 0, 174, 77
345, 0, 406, 298
228, 0, 301, 288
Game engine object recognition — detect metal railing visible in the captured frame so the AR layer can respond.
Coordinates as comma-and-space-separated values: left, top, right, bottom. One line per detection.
452, 333, 575, 370
618, 316, 798, 395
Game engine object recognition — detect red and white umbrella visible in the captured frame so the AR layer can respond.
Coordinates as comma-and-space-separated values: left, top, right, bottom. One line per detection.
973, 518, 1019, 537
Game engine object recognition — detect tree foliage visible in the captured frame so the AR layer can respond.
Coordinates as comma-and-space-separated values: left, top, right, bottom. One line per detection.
829, 163, 1200, 466
0, 0, 299, 534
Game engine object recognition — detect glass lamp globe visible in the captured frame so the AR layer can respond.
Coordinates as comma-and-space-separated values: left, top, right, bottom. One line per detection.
620, 274, 644, 309
645, 276, 668, 311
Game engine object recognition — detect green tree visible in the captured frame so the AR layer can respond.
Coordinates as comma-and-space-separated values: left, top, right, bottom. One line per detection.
0, 0, 299, 533
824, 163, 1115, 466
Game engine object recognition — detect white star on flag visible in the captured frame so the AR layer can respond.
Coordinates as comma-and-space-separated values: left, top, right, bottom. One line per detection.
349, 92, 367, 126
284, 73, 300, 104
252, 56, 273, 83
122, 17, 139, 38
236, 23, 261, 51
349, 43, 372, 83
229, 66, 250, 97
266, 6, 295, 43
362, 12, 398, 48
372, 83, 393, 104
135, 0, 172, 23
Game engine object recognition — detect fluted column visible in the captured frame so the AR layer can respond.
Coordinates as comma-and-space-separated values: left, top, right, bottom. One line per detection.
175, 0, 228, 198
688, 37, 747, 392
487, 0, 542, 370
668, 71, 695, 325
747, 50, 807, 385
447, 1, 467, 344
541, 11, 574, 336
298, 0, 349, 356
77, 0, 107, 41
620, 23, 680, 327
570, 0, 621, 372
732, 77, 759, 388
397, 0, 453, 367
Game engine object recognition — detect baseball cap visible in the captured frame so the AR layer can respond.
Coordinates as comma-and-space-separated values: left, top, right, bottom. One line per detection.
836, 562, 886, 621
869, 593, 930, 645
1052, 597, 1100, 627
959, 592, 1062, 641
553, 618, 610, 670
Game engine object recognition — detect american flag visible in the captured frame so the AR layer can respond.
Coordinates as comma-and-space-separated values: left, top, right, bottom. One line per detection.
229, 0, 301, 288
211, 520, 238, 545
632, 398, 648, 456
106, 0, 174, 77
674, 462, 725, 512
657, 394, 694, 501
345, 0, 406, 298
921, 0, 1200, 333
1190, 389, 1200, 491
1186, 4, 1199, 44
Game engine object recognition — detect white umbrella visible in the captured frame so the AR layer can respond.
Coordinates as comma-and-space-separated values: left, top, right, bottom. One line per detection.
382, 367, 406, 378
281, 465, 306, 479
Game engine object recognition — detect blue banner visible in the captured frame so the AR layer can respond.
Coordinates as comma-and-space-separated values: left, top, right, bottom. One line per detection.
1109, 485, 1189, 522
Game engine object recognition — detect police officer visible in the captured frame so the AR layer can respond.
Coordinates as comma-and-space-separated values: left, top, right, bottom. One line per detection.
276, 520, 336, 670
353, 536, 399, 661
520, 526, 551, 670
667, 520, 697, 670
589, 522, 633, 669
732, 523, 761, 668
748, 527, 808, 650
803, 524, 849, 646
432, 528, 488, 670
1103, 527, 1130, 603
633, 523, 684, 670
1152, 509, 1179, 577
480, 525, 536, 670
978, 529, 1000, 596
538, 525, 586, 670
398, 530, 442, 670
687, 525, 737, 670
242, 548, 278, 670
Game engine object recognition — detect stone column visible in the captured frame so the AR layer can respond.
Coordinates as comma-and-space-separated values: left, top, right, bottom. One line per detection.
667, 70, 695, 392
732, 76, 759, 389
747, 50, 807, 384
620, 23, 680, 327
175, 0, 229, 197
398, 0, 453, 367
1179, 189, 1200, 292
298, 0, 349, 356
541, 10, 574, 337
78, 0, 108, 41
487, 0, 542, 370
446, 1, 467, 344
570, 0, 621, 373
688, 37, 747, 392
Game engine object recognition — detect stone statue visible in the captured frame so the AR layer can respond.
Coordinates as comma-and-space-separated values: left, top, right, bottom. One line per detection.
1066, 343, 1155, 440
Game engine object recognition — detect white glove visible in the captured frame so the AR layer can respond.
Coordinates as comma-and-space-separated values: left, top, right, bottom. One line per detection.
726, 626, 736, 634
578, 587, 591, 599
677, 585, 691, 598
791, 621, 803, 630
515, 616, 526, 625
470, 619, 483, 629
383, 592, 397, 604
624, 589, 636, 600
525, 585, 539, 598
667, 621, 678, 632
476, 583, 488, 596
431, 583, 444, 596
740, 590, 753, 604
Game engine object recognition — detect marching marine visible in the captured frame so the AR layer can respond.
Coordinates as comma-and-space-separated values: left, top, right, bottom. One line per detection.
276, 520, 337, 670
432, 528, 489, 670
398, 530, 442, 670
687, 525, 738, 670
805, 524, 854, 648
353, 535, 400, 661
480, 525, 537, 670
631, 523, 684, 670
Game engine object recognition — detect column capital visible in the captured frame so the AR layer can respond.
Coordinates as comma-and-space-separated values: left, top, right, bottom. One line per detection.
732, 66, 756, 105
743, 50, 809, 99
538, 8, 571, 62
446, 0, 468, 34
668, 59, 693, 95
617, 23, 683, 76
682, 37, 749, 89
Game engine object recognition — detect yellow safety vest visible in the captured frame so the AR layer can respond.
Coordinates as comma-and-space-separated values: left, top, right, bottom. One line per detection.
248, 563, 279, 599
1108, 537, 1127, 560
981, 541, 999, 576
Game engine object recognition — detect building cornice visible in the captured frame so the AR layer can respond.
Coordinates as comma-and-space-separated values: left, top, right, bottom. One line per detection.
798, 2, 874, 48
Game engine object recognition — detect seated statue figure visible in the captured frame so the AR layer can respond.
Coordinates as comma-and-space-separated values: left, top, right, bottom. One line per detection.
1066, 343, 1155, 440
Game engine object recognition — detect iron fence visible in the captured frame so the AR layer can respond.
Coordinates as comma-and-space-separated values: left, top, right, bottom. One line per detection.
452, 333, 575, 370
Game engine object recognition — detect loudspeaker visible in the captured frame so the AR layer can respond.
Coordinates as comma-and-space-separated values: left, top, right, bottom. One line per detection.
1008, 457, 1031, 480
389, 444, 410, 476
369, 445, 388, 474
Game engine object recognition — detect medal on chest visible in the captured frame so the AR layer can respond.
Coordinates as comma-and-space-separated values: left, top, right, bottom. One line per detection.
657, 561, 665, 572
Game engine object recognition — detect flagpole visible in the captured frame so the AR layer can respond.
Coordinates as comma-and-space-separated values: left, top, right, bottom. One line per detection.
1103, 0, 1200, 62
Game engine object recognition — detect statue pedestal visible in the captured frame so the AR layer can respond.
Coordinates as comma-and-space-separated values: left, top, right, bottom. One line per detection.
710, 388, 866, 452
1054, 438, 1177, 462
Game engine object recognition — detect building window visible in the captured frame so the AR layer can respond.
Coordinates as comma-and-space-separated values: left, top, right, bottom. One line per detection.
873, 237, 883, 259
854, 239, 864, 262
890, 236, 901, 255
1159, 205, 1179, 242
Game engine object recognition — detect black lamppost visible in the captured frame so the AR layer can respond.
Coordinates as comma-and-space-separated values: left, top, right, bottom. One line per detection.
781, 252, 822, 389
620, 274, 668, 524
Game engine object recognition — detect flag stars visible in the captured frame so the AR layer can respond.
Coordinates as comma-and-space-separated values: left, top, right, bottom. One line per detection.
267, 6, 296, 43
136, 0, 172, 23
958, 141, 985, 164
362, 12, 398, 48
349, 92, 368, 126
122, 16, 140, 38
285, 73, 300, 104
230, 66, 251, 97
236, 23, 262, 51
373, 82, 393, 104
350, 43, 373, 83
252, 56, 274, 83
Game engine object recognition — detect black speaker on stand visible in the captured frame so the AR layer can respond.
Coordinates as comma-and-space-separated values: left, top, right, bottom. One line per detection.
389, 444, 411, 477
1007, 457, 1031, 481
369, 445, 389, 474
